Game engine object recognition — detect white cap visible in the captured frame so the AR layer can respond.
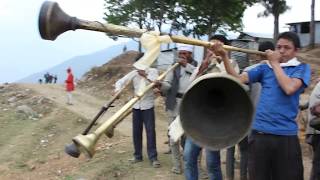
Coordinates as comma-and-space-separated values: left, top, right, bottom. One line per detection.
134, 63, 148, 71
177, 43, 193, 52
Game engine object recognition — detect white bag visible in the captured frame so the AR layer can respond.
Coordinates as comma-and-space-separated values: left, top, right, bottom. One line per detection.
168, 115, 185, 143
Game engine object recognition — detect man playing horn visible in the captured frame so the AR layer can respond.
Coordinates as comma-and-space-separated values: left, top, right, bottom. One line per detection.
224, 41, 275, 180
155, 43, 197, 174
114, 54, 160, 168
210, 31, 311, 180
184, 35, 239, 180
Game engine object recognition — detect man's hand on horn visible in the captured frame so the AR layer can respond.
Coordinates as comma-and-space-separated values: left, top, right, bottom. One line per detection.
266, 49, 281, 65
209, 41, 228, 59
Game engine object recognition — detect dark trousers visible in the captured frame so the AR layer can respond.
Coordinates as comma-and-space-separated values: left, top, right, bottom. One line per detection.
132, 108, 157, 161
310, 134, 320, 180
226, 136, 248, 180
248, 131, 303, 180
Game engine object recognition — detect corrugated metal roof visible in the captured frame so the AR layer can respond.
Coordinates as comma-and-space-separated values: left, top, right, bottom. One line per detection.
286, 20, 320, 25
241, 32, 273, 39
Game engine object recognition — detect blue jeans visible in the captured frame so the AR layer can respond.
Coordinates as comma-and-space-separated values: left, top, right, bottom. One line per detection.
132, 108, 157, 161
184, 138, 222, 180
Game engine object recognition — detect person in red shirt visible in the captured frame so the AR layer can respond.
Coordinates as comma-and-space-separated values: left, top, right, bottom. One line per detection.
65, 67, 75, 105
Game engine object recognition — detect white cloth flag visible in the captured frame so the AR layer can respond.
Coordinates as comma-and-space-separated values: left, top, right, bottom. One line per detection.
168, 115, 185, 143
133, 31, 172, 70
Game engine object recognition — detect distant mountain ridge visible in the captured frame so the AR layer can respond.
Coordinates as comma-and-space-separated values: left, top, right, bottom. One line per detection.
18, 40, 138, 84
18, 33, 213, 84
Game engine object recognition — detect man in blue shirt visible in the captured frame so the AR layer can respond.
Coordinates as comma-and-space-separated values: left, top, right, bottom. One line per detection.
210, 31, 311, 180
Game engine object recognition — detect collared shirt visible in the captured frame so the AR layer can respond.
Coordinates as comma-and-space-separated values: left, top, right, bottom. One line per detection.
265, 57, 301, 68
244, 58, 301, 107
178, 64, 195, 93
162, 63, 196, 94
114, 68, 158, 110
247, 58, 311, 135
244, 63, 262, 107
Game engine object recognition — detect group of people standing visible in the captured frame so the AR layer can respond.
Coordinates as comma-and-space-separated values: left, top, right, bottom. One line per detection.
41, 72, 58, 84
114, 31, 319, 180
38, 69, 75, 105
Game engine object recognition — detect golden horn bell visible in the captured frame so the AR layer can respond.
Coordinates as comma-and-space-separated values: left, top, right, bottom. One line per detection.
72, 63, 180, 158
72, 134, 98, 158
38, 1, 256, 157
73, 108, 132, 158
180, 73, 254, 150
72, 96, 138, 158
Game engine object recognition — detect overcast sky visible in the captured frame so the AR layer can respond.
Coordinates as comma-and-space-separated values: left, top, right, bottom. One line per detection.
0, 0, 318, 83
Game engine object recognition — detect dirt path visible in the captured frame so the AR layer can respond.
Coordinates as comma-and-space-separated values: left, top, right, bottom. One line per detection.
18, 83, 170, 145
18, 83, 183, 180
19, 84, 131, 135
15, 83, 314, 180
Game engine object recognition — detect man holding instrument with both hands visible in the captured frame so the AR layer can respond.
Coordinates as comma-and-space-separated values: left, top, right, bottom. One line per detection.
210, 31, 311, 180
155, 44, 198, 174
182, 35, 238, 180
114, 53, 160, 168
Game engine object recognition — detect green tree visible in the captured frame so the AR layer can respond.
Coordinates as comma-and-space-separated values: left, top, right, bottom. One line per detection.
258, 0, 290, 40
176, 0, 257, 40
104, 0, 128, 25
104, 0, 154, 52
104, 0, 176, 52
104, 0, 257, 52
149, 0, 177, 31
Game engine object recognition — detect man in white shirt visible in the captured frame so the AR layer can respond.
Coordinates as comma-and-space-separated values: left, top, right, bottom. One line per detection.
114, 63, 160, 168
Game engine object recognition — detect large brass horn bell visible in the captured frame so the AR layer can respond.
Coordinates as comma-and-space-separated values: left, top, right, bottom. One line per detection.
38, 0, 260, 158
39, 1, 79, 40
180, 74, 254, 150
38, 1, 266, 56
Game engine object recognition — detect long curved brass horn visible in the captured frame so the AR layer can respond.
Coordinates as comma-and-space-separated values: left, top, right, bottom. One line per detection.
38, 1, 266, 56
39, 0, 256, 155
64, 80, 132, 158
72, 63, 180, 158
104, 107, 132, 138
180, 73, 254, 150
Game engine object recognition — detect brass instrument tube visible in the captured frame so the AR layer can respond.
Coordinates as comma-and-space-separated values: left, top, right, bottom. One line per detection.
76, 19, 266, 56
94, 63, 179, 137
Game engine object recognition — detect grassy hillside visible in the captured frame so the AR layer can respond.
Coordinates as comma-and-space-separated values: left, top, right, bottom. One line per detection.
2, 47, 320, 179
